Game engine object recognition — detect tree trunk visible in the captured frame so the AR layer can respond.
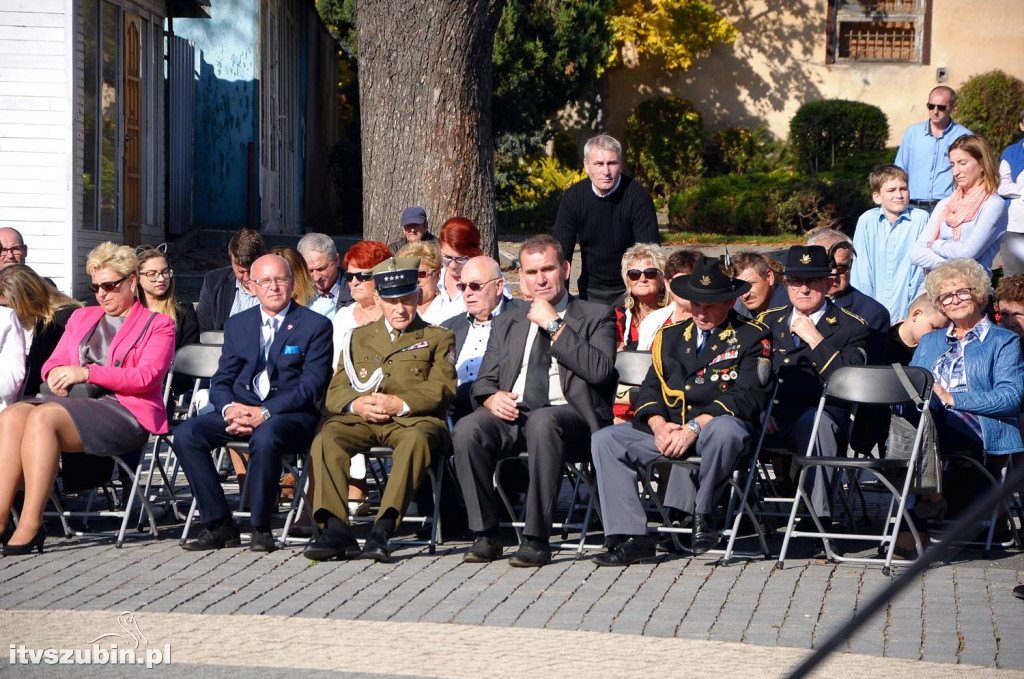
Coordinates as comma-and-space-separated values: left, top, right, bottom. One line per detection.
356, 0, 505, 256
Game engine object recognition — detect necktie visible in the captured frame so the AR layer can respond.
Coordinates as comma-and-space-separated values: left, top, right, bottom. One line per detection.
522, 329, 552, 412
254, 317, 278, 399
390, 328, 400, 342
697, 329, 710, 352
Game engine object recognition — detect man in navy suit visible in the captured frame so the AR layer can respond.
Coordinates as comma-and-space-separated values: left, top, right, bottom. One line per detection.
176, 253, 334, 553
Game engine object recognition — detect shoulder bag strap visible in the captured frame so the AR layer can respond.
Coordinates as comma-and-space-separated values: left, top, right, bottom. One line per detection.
112, 311, 158, 367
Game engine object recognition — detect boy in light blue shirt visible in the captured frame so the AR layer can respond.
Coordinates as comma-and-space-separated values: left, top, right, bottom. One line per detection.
851, 165, 931, 323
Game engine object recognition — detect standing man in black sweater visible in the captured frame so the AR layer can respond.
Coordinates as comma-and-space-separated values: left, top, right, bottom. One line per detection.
553, 134, 660, 306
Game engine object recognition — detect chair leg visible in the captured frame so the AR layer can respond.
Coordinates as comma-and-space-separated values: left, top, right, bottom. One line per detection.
775, 465, 810, 570
494, 456, 524, 545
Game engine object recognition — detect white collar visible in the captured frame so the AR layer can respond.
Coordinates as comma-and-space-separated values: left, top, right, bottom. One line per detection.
591, 175, 622, 198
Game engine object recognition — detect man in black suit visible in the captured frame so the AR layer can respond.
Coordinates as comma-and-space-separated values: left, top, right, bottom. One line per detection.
196, 228, 266, 332
453, 235, 617, 567
176, 254, 334, 552
441, 256, 524, 420
758, 245, 870, 523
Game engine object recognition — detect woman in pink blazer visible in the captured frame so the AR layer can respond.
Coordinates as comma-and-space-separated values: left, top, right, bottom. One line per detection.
0, 242, 174, 556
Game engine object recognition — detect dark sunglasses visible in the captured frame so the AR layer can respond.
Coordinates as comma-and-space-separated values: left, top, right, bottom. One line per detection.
343, 271, 374, 282
926, 103, 948, 112
88, 275, 129, 293
417, 269, 436, 279
456, 276, 502, 293
832, 265, 850, 275
626, 268, 661, 281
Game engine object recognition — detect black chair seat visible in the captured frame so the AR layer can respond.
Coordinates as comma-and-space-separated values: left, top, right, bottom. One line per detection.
792, 456, 909, 469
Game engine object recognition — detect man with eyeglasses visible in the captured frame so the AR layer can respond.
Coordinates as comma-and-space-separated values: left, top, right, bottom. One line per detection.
176, 254, 334, 553
758, 245, 870, 536
297, 232, 352, 319
196, 228, 266, 332
441, 256, 524, 420
895, 86, 972, 211
0, 227, 28, 269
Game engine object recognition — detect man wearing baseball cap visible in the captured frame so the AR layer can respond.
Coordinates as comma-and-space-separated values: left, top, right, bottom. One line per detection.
388, 207, 436, 255
589, 256, 775, 563
304, 256, 456, 564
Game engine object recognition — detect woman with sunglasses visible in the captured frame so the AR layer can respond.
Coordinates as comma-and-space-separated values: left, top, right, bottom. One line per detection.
436, 217, 484, 318
136, 246, 200, 350
910, 135, 1009, 274
636, 249, 702, 351
0, 242, 174, 555
0, 265, 81, 400
396, 240, 453, 324
614, 243, 668, 352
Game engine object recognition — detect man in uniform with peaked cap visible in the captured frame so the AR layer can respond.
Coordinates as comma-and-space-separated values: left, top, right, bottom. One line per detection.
757, 245, 870, 527
589, 256, 775, 563
304, 257, 456, 564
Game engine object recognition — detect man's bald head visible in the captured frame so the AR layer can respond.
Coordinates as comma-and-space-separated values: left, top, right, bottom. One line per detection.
0, 227, 27, 269
460, 256, 504, 322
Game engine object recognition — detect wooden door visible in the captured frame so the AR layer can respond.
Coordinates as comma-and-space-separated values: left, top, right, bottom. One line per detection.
123, 12, 142, 246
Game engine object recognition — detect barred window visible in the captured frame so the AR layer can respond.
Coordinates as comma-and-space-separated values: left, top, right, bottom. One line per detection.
827, 0, 927, 63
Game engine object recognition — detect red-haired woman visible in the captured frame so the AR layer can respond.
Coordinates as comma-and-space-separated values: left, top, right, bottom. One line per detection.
436, 217, 485, 318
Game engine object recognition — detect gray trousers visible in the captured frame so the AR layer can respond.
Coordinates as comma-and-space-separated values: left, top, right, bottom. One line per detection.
453, 405, 587, 539
773, 408, 841, 520
591, 416, 753, 536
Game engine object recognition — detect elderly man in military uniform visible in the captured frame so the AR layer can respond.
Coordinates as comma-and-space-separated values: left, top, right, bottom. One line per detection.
757, 245, 870, 526
589, 256, 775, 564
303, 257, 456, 563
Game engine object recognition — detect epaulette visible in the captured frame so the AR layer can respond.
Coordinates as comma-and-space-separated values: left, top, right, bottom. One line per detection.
756, 305, 788, 324
736, 315, 768, 331
839, 307, 868, 325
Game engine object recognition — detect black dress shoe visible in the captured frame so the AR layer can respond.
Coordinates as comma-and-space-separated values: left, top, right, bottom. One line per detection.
182, 522, 241, 551
360, 531, 392, 563
592, 536, 656, 567
691, 514, 720, 555
508, 539, 551, 567
250, 529, 276, 553
303, 529, 360, 561
1, 526, 46, 556
464, 535, 503, 563
1014, 585, 1024, 601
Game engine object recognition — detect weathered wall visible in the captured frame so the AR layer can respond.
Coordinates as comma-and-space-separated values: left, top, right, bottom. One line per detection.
174, 0, 258, 229
299, 3, 340, 233
605, 0, 1024, 147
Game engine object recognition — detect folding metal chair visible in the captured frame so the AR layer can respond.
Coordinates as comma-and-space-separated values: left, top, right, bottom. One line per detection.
200, 330, 225, 345
775, 365, 933, 575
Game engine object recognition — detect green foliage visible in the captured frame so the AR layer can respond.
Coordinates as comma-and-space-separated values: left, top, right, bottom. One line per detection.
495, 133, 585, 234
705, 122, 788, 176
492, 0, 613, 140
956, 70, 1024, 153
624, 96, 704, 200
316, 0, 356, 54
608, 0, 738, 71
789, 100, 889, 174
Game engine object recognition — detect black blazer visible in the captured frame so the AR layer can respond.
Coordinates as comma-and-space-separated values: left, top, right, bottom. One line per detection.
470, 295, 618, 434
196, 266, 237, 332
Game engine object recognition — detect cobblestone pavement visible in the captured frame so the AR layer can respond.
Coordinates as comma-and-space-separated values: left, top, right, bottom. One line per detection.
0, 527, 1021, 676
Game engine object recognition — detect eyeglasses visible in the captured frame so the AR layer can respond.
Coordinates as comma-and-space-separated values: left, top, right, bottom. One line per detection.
88, 275, 129, 294
926, 103, 949, 112
831, 265, 850, 276
139, 268, 173, 281
456, 277, 502, 293
442, 254, 470, 267
0, 245, 26, 257
417, 269, 437, 279
343, 271, 374, 283
936, 287, 975, 306
252, 276, 293, 289
626, 268, 661, 281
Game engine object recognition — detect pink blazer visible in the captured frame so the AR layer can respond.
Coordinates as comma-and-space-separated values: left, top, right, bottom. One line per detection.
41, 301, 175, 434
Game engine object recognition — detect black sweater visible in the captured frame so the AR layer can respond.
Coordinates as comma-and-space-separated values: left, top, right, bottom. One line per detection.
553, 175, 659, 294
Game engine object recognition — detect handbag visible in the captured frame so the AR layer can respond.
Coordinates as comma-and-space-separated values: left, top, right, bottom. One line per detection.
886, 363, 941, 493
39, 311, 158, 399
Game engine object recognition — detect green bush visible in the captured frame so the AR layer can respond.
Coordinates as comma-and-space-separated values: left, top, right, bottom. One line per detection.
705, 122, 789, 176
789, 100, 889, 173
624, 96, 704, 200
956, 70, 1024, 153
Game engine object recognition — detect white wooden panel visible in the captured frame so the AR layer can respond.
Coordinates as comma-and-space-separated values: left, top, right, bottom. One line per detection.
0, 54, 65, 71
0, 40, 65, 56
0, 206, 65, 222
0, 68, 64, 83
0, 96, 65, 111
0, 81, 64, 97
0, 137, 66, 153
0, 165, 64, 180
0, 108, 65, 124
0, 151, 64, 166
0, 123, 68, 139
0, 193, 66, 208
3, 0, 65, 13
0, 26, 64, 42
0, 13, 66, 28
0, 178, 65, 194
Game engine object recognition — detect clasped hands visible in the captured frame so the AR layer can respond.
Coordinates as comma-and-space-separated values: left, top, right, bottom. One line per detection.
223, 403, 266, 436
650, 417, 697, 459
351, 393, 406, 423
45, 365, 90, 397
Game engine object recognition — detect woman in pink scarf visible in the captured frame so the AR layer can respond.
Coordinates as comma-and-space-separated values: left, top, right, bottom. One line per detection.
910, 135, 1008, 273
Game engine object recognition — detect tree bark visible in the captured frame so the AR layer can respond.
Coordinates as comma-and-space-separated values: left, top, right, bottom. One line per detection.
356, 0, 505, 256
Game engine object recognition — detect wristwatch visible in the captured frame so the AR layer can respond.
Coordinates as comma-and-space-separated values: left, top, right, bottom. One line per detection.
545, 318, 565, 335
260, 406, 272, 422
685, 419, 701, 437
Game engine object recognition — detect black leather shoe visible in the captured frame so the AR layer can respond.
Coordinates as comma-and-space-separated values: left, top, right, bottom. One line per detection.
592, 536, 656, 567
303, 529, 360, 561
691, 514, 720, 555
463, 535, 503, 563
1, 525, 46, 556
1014, 585, 1024, 601
508, 539, 551, 567
250, 529, 276, 553
182, 522, 241, 551
360, 531, 392, 563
